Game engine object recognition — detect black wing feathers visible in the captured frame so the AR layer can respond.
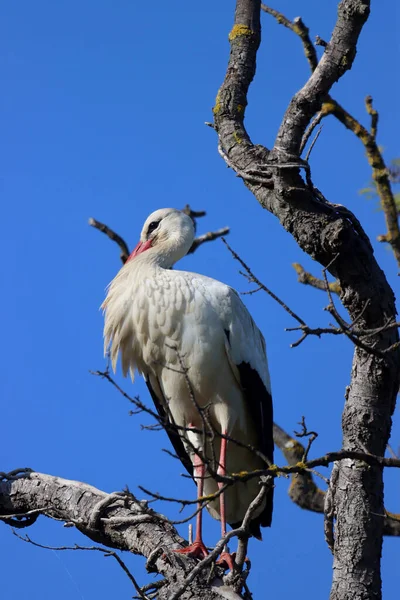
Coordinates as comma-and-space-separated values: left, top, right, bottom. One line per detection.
230, 361, 274, 537
145, 379, 193, 477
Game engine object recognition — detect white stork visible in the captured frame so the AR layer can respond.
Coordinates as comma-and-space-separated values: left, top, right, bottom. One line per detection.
102, 208, 273, 568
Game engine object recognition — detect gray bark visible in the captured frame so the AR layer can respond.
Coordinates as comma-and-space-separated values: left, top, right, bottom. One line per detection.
1, 3, 398, 599
213, 1, 399, 599
0, 471, 236, 600
273, 424, 400, 537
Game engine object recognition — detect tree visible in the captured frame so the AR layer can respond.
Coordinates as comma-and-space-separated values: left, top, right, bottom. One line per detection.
1, 2, 399, 599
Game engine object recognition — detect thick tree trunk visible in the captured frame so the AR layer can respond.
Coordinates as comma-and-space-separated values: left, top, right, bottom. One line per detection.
1, 3, 398, 599
213, 1, 399, 599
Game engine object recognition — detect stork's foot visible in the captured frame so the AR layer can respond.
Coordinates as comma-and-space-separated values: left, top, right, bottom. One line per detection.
216, 551, 237, 571
173, 540, 209, 560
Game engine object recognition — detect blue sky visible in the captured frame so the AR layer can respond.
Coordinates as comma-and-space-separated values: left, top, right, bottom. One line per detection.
1, 1, 399, 598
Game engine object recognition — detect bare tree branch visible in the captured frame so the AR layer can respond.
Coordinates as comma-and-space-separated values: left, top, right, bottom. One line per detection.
292, 262, 341, 295
222, 238, 400, 355
0, 471, 230, 600
213, 2, 399, 598
319, 98, 400, 267
262, 6, 400, 268
187, 228, 230, 255
88, 217, 131, 263
272, 424, 400, 536
261, 5, 318, 72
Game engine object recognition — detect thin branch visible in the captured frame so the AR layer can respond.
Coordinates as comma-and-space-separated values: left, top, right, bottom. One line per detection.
1, 471, 235, 600
95, 364, 274, 474
305, 126, 323, 162
13, 532, 148, 600
320, 98, 400, 267
273, 423, 399, 535
292, 263, 341, 295
92, 369, 398, 527
88, 217, 130, 263
301, 111, 325, 154
233, 480, 271, 574
261, 6, 318, 71
263, 4, 400, 268
167, 481, 273, 600
221, 238, 306, 326
294, 416, 318, 462
181, 205, 206, 220
365, 95, 378, 139
224, 238, 399, 354
187, 228, 230, 254
168, 528, 242, 600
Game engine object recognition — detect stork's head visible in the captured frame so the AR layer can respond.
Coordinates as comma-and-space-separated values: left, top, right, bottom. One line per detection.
127, 208, 195, 268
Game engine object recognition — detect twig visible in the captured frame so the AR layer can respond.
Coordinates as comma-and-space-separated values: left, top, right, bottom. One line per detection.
0, 507, 42, 528
234, 479, 271, 572
138, 448, 400, 500
168, 477, 268, 599
365, 95, 378, 139
12, 532, 148, 599
320, 98, 400, 267
88, 491, 126, 530
285, 324, 343, 348
182, 205, 206, 220
294, 417, 318, 461
89, 217, 130, 263
261, 6, 318, 71
262, 4, 400, 268
217, 144, 273, 186
315, 35, 328, 47
321, 266, 400, 357
101, 514, 154, 526
138, 483, 228, 508
222, 238, 306, 326
224, 238, 399, 354
305, 126, 323, 162
188, 228, 230, 254
139, 579, 167, 599
94, 365, 274, 477
217, 143, 309, 185
292, 263, 341, 294
301, 112, 324, 154
168, 527, 245, 600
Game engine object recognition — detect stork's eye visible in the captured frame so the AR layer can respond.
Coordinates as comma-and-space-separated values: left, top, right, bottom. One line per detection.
147, 220, 160, 236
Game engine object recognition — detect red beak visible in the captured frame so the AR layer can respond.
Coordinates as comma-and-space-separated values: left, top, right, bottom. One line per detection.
127, 239, 152, 262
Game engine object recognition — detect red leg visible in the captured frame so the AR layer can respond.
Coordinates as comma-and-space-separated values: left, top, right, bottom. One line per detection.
216, 432, 237, 571
217, 433, 228, 537
174, 445, 208, 560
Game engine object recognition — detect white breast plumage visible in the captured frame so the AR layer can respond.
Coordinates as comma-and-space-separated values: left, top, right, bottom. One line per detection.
102, 207, 274, 566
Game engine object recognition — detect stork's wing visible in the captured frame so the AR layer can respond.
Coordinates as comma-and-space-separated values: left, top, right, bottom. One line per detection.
216, 286, 274, 531
144, 376, 193, 478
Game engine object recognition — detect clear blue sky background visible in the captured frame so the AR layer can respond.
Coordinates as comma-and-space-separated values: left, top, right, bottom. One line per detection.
1, 1, 399, 598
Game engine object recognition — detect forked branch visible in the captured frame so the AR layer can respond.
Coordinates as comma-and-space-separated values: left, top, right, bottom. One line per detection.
262, 5, 400, 268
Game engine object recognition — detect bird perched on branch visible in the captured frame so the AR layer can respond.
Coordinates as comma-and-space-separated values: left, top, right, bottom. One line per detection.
102, 208, 273, 569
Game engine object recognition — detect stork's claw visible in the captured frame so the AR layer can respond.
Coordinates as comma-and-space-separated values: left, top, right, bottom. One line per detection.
216, 551, 237, 571
216, 551, 250, 571
173, 540, 209, 560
